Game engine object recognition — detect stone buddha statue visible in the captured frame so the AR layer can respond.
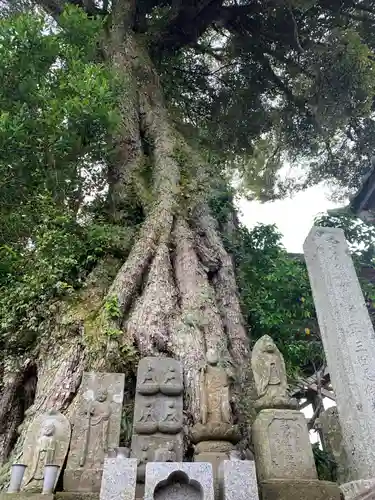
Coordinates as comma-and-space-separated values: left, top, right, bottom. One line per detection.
24, 421, 56, 487
190, 348, 239, 444
200, 348, 231, 425
79, 389, 111, 468
251, 335, 297, 411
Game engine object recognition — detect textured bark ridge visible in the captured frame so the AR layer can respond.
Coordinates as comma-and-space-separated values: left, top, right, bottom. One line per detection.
0, 24, 251, 483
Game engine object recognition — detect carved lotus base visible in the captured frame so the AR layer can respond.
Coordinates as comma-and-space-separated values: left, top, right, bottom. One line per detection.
190, 422, 240, 444
254, 395, 298, 412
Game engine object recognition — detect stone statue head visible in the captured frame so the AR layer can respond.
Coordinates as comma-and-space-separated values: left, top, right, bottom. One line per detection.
42, 421, 56, 437
263, 337, 276, 354
167, 442, 174, 451
206, 348, 218, 365
96, 389, 108, 402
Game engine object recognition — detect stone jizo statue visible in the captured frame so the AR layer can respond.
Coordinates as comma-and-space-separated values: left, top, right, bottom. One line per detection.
190, 348, 240, 444
25, 422, 56, 485
200, 348, 232, 425
80, 389, 111, 467
251, 335, 297, 411
22, 410, 71, 491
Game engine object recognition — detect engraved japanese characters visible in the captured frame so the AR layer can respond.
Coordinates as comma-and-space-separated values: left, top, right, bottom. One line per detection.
131, 357, 184, 482
22, 410, 71, 491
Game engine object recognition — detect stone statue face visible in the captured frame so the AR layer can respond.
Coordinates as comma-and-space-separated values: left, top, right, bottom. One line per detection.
206, 348, 218, 365
96, 389, 108, 402
42, 422, 55, 437
264, 341, 275, 353
167, 443, 174, 451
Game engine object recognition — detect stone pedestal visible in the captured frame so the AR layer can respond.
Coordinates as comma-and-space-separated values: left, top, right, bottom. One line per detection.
99, 457, 137, 500
220, 460, 259, 500
304, 227, 375, 481
252, 409, 317, 482
259, 479, 341, 500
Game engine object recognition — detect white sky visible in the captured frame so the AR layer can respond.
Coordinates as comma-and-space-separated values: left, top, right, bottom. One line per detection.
237, 183, 342, 253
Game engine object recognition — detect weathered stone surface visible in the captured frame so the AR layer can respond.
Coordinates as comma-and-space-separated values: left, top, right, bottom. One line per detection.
99, 457, 137, 500
64, 372, 125, 492
0, 494, 53, 500
56, 492, 99, 500
304, 226, 375, 480
252, 409, 317, 481
251, 336, 297, 411
144, 463, 214, 500
194, 441, 234, 455
318, 407, 352, 484
340, 479, 375, 500
221, 460, 259, 500
131, 358, 183, 482
22, 410, 71, 491
194, 452, 228, 498
190, 350, 239, 445
259, 479, 341, 500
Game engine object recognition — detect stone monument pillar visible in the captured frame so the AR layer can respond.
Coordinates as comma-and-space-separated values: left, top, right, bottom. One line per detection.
190, 349, 240, 495
64, 371, 125, 492
304, 227, 375, 498
130, 357, 184, 486
251, 335, 341, 500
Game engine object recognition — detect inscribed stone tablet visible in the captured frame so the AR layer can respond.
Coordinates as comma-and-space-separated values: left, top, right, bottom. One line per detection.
252, 409, 317, 481
64, 372, 125, 492
304, 227, 375, 480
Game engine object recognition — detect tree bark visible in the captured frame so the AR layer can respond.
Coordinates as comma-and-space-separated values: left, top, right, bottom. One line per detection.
0, 18, 251, 486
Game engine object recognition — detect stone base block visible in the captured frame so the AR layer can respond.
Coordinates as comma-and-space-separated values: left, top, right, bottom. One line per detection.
63, 469, 103, 493
56, 494, 99, 500
0, 495, 53, 500
194, 451, 228, 497
260, 479, 342, 500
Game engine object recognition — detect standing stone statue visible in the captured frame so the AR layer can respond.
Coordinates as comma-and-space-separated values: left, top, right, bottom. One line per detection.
191, 348, 239, 443
22, 410, 71, 491
200, 348, 231, 425
130, 357, 184, 483
64, 372, 125, 492
79, 389, 111, 467
251, 335, 297, 411
190, 349, 240, 499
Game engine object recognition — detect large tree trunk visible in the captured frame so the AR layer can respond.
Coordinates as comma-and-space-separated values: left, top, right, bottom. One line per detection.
0, 18, 252, 487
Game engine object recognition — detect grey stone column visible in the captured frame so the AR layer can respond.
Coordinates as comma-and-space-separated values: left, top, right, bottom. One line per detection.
304, 226, 375, 482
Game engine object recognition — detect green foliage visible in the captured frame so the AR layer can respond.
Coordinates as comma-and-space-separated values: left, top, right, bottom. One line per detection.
312, 443, 338, 482
210, 188, 323, 378
104, 295, 121, 320
0, 7, 131, 355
